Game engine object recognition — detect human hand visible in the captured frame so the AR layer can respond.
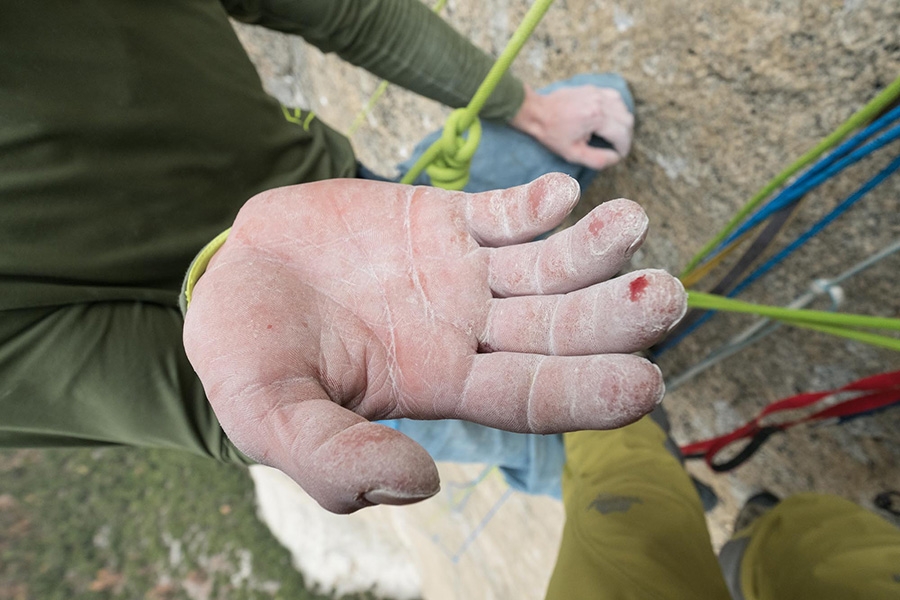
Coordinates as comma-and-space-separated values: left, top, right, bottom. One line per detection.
511, 84, 634, 170
183, 174, 684, 514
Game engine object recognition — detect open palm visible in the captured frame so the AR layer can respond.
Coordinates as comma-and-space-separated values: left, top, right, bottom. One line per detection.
183, 174, 685, 513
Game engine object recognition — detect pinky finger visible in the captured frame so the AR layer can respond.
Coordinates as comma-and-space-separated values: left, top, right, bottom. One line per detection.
452, 353, 665, 434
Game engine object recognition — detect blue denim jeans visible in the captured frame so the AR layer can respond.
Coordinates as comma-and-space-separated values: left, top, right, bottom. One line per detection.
398, 72, 634, 193
374, 73, 634, 498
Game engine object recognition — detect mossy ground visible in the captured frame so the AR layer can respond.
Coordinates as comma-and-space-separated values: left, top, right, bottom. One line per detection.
0, 447, 378, 600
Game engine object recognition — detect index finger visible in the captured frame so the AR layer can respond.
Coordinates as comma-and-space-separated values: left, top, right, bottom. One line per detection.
463, 173, 581, 246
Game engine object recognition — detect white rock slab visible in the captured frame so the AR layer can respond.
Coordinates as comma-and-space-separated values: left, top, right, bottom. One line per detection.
250, 462, 564, 599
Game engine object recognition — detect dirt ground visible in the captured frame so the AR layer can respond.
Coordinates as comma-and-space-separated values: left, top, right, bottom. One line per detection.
234, 0, 899, 596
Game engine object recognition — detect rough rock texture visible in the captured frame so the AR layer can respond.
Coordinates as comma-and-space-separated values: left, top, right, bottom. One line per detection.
234, 0, 900, 595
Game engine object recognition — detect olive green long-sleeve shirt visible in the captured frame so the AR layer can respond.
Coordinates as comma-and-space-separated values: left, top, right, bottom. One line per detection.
0, 0, 523, 458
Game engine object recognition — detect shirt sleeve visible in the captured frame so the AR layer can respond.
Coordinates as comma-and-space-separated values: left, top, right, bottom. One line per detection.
220, 0, 525, 122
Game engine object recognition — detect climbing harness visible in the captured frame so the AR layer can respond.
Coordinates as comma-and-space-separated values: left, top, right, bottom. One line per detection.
681, 370, 900, 471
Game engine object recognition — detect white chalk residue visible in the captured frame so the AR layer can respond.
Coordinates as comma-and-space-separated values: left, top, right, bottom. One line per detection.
613, 6, 634, 32
653, 153, 689, 181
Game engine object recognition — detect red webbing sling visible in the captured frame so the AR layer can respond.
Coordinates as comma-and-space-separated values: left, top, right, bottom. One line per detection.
680, 369, 900, 471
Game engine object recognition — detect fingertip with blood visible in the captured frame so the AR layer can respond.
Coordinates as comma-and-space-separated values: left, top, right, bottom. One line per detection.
585, 198, 648, 260
621, 269, 688, 334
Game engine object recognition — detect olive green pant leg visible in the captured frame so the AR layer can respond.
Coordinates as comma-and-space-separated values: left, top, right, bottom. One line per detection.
0, 303, 248, 464
721, 493, 900, 600
545, 417, 731, 600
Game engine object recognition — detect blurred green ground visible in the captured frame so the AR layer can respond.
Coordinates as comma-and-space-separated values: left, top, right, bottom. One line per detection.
0, 447, 377, 600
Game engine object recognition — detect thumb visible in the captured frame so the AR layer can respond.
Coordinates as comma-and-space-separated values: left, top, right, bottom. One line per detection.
221, 384, 440, 514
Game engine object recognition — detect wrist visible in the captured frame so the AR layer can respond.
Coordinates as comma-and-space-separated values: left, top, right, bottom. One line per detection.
510, 85, 548, 140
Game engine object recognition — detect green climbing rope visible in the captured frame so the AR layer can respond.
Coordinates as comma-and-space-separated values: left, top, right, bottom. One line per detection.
681, 74, 900, 277
347, 80, 391, 137
687, 291, 900, 352
399, 0, 556, 189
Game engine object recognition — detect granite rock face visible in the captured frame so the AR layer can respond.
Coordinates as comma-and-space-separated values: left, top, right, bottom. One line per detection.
234, 0, 900, 583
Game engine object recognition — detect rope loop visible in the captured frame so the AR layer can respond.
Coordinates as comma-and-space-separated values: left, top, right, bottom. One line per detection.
425, 109, 483, 190
399, 0, 555, 188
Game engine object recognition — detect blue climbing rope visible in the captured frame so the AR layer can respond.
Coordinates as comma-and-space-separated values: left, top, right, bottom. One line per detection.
729, 153, 900, 296
655, 125, 900, 355
712, 107, 900, 255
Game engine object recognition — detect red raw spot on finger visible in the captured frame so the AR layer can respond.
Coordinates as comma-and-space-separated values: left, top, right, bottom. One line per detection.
628, 275, 649, 301
267, 324, 273, 330
588, 217, 604, 235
